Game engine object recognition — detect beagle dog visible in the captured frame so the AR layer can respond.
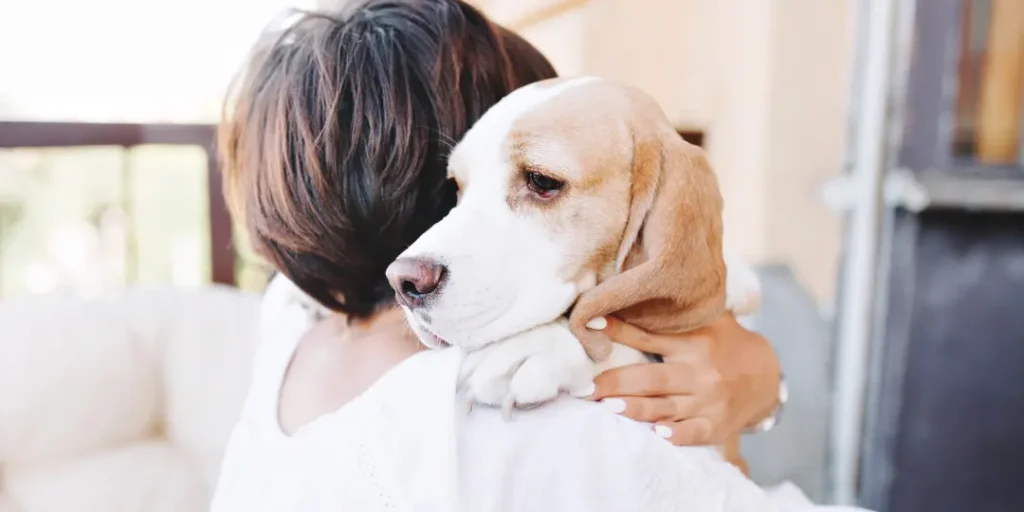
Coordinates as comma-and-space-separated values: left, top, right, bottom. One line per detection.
383, 77, 762, 466
271, 76, 761, 467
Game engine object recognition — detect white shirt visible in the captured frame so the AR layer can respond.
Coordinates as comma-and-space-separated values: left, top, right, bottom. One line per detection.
209, 287, 861, 512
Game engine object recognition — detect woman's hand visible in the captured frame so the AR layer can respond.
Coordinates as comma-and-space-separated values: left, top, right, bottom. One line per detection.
585, 314, 780, 446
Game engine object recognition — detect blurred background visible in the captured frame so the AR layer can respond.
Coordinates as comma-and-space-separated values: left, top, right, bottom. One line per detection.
0, 0, 1021, 511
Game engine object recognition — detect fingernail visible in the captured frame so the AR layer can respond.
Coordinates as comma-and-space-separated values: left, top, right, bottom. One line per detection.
654, 424, 673, 439
586, 317, 608, 330
571, 382, 596, 398
600, 398, 627, 414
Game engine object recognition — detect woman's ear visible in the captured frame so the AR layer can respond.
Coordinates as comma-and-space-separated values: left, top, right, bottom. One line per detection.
569, 129, 726, 362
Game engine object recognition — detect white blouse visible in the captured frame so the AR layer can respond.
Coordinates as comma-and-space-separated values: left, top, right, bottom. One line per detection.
209, 285, 864, 512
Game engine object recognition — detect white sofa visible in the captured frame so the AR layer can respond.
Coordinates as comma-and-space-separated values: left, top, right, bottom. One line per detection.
0, 286, 262, 512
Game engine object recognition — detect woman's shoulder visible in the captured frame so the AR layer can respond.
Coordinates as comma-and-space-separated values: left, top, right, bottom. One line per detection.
458, 396, 685, 475
456, 397, 774, 511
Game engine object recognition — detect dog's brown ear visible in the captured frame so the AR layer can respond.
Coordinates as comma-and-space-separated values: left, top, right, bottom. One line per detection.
569, 127, 727, 361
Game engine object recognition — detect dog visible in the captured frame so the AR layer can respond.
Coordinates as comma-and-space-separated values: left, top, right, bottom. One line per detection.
269, 76, 761, 468
383, 76, 762, 467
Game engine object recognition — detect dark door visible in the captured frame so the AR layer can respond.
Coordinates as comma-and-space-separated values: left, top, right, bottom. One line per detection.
859, 0, 1024, 511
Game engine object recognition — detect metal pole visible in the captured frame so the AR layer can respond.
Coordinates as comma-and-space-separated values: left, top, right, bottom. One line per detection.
830, 0, 900, 504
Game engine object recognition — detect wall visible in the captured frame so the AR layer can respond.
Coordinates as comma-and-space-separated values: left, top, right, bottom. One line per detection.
762, 0, 850, 304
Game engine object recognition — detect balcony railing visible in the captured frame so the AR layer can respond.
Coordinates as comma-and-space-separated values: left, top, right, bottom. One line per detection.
0, 121, 235, 287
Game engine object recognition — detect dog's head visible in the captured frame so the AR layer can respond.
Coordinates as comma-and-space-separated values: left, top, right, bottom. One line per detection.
386, 77, 725, 354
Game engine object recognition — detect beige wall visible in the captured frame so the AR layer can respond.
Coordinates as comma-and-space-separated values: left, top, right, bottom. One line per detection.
762, 0, 851, 302
505, 0, 852, 302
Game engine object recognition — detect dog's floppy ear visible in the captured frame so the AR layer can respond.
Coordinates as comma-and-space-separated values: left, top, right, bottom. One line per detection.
569, 125, 727, 361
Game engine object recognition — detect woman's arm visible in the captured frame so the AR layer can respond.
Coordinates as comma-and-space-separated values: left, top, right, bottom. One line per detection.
586, 314, 781, 446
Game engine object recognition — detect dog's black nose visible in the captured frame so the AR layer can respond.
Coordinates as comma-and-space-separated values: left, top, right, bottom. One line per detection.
386, 257, 446, 307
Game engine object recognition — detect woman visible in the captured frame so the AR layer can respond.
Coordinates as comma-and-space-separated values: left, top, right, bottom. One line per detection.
211, 1, 786, 510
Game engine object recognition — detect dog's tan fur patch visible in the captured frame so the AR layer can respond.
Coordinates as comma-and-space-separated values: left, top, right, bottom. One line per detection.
500, 80, 726, 360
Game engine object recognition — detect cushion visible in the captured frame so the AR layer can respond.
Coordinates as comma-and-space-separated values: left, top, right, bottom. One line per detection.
0, 286, 261, 511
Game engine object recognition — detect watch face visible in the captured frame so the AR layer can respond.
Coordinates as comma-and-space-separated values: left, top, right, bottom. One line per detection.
748, 414, 776, 434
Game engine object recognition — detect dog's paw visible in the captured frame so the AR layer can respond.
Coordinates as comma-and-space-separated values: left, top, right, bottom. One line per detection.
724, 251, 762, 317
458, 319, 593, 418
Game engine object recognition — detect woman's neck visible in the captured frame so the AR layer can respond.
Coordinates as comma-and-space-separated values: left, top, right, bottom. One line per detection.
315, 306, 427, 368
278, 306, 426, 435
330, 306, 419, 344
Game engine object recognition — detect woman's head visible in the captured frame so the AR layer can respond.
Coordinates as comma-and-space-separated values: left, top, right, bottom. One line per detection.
220, 0, 556, 319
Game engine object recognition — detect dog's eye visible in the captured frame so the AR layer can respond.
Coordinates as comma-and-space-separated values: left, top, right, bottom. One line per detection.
525, 171, 564, 197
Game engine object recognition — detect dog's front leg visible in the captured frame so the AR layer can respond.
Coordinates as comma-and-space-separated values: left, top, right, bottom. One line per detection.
458, 318, 594, 418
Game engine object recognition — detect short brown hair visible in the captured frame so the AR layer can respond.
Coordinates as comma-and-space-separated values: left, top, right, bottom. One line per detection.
220, 0, 556, 318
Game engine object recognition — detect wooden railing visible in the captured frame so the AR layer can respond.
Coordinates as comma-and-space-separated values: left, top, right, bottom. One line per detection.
0, 121, 235, 285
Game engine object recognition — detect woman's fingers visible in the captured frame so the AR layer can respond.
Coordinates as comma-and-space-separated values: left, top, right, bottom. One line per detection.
600, 395, 701, 423
591, 362, 698, 400
583, 313, 780, 447
587, 316, 673, 355
653, 418, 716, 446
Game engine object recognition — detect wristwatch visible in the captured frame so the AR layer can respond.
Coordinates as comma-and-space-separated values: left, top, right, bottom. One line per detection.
745, 373, 787, 434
